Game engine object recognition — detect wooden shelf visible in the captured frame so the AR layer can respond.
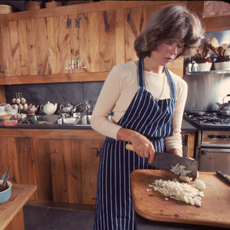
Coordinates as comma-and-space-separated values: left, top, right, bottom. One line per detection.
0, 72, 108, 85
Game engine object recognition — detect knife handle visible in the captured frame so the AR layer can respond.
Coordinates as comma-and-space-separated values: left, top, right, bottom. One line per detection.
126, 144, 134, 151
216, 171, 230, 186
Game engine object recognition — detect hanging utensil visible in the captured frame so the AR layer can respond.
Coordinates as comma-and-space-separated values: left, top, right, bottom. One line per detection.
210, 37, 219, 48
209, 44, 220, 56
0, 167, 12, 192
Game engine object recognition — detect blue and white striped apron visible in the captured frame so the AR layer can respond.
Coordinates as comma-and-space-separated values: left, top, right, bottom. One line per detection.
93, 59, 176, 230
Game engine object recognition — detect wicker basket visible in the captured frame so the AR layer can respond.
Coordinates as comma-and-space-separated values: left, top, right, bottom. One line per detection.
24, 2, 41, 11
0, 4, 12, 14
45, 1, 62, 8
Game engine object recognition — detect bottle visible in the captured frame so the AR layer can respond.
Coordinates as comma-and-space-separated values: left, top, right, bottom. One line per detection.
192, 61, 198, 72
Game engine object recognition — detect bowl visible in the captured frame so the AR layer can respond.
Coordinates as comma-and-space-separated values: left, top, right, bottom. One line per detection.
0, 178, 12, 204
213, 56, 230, 70
196, 62, 212, 72
0, 114, 12, 121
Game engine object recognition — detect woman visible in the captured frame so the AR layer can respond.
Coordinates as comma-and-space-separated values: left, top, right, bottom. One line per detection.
91, 4, 204, 230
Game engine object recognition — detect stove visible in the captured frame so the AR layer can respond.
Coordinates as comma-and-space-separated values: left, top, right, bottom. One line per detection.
184, 111, 230, 131
184, 111, 230, 175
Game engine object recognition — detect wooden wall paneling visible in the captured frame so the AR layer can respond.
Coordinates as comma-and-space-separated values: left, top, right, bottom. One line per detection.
26, 19, 38, 76
167, 57, 184, 78
1, 22, 13, 76
98, 10, 116, 72
56, 15, 71, 74
0, 86, 6, 103
16, 137, 37, 200
124, 6, 146, 63
33, 138, 53, 201
46, 16, 58, 75
9, 21, 21, 77
0, 22, 5, 78
50, 139, 82, 204
202, 15, 230, 33
80, 139, 102, 205
34, 17, 49, 75
115, 9, 125, 65
69, 13, 79, 74
0, 137, 20, 184
18, 20, 30, 76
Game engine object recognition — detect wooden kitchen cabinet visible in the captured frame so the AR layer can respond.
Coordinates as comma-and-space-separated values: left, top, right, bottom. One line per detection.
0, 1, 188, 86
0, 136, 37, 200
0, 128, 105, 206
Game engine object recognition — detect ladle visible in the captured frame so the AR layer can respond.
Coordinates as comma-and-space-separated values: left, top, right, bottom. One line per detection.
0, 166, 12, 192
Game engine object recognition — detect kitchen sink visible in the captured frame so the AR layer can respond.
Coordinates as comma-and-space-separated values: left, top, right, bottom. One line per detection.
18, 114, 91, 127
19, 115, 59, 125
55, 115, 91, 126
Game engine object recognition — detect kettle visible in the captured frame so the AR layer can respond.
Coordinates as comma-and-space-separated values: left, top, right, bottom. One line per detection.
40, 101, 57, 115
216, 94, 230, 116
60, 103, 75, 112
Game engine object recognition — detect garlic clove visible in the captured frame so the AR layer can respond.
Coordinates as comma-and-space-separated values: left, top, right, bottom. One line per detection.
19, 104, 23, 110
14, 104, 18, 110
16, 98, 21, 104
23, 103, 28, 110
21, 98, 26, 104
12, 98, 16, 103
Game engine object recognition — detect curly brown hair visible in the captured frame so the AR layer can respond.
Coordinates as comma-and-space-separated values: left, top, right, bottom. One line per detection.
134, 4, 205, 59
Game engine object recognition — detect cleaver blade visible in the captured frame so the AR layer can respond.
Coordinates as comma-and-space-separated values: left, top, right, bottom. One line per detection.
126, 144, 198, 178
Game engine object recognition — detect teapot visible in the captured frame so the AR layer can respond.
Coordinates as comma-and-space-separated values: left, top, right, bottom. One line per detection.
40, 101, 57, 115
60, 103, 75, 112
216, 94, 230, 116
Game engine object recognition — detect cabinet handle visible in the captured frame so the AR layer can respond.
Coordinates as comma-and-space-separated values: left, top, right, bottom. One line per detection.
201, 150, 208, 155
91, 147, 100, 157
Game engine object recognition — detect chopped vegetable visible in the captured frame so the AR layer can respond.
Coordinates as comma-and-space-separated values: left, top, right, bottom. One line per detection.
148, 179, 204, 207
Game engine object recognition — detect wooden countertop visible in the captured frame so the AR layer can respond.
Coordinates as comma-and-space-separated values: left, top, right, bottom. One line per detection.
131, 170, 230, 229
0, 183, 37, 230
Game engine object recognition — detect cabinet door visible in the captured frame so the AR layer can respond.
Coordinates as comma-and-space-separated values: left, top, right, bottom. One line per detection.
124, 4, 184, 77
80, 138, 104, 205
0, 137, 36, 200
49, 139, 82, 204
0, 137, 20, 183
76, 10, 116, 73
33, 138, 53, 201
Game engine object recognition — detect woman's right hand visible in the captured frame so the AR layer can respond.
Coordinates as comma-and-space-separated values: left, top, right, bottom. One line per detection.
130, 134, 155, 164
117, 127, 155, 163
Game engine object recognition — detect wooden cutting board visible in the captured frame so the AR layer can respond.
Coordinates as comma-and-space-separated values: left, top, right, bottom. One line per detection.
130, 170, 230, 228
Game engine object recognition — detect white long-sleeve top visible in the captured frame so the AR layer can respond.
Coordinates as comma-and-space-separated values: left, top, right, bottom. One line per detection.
91, 61, 188, 152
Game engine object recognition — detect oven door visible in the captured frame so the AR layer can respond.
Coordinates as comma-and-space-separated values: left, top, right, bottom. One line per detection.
197, 148, 230, 175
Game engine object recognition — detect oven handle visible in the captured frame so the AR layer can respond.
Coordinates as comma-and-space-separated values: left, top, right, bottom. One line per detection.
200, 148, 230, 155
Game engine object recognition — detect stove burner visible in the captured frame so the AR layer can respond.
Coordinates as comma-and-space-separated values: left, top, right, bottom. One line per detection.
185, 111, 230, 126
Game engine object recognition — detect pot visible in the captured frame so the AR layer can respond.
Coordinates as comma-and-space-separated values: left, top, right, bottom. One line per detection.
0, 173, 12, 204
216, 94, 230, 116
40, 101, 57, 115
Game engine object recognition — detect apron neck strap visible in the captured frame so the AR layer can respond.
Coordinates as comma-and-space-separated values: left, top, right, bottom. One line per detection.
137, 59, 145, 88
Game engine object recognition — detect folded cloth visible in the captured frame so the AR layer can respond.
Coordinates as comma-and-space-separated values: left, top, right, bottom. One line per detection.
2, 120, 18, 126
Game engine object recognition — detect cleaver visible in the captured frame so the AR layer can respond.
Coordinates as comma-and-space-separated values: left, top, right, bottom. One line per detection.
126, 144, 198, 178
